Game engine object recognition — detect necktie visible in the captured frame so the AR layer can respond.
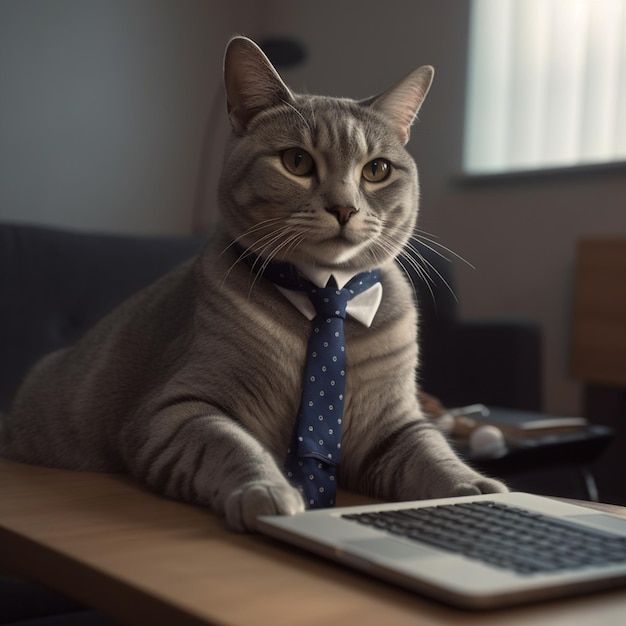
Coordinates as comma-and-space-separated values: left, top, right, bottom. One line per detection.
259, 259, 381, 508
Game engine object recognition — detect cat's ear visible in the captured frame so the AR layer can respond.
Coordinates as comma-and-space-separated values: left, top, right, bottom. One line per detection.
223, 36, 295, 133
366, 65, 434, 145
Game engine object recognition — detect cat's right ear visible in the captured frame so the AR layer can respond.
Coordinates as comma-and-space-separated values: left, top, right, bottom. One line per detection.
367, 65, 434, 145
223, 36, 295, 133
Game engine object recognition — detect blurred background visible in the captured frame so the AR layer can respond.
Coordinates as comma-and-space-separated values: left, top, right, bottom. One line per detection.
1, 0, 625, 421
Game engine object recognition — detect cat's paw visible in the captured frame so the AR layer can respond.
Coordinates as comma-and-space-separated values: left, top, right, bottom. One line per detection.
450, 474, 509, 497
424, 464, 508, 499
224, 481, 305, 532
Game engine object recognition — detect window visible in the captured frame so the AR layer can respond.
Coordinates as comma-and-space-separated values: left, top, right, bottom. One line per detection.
464, 0, 626, 175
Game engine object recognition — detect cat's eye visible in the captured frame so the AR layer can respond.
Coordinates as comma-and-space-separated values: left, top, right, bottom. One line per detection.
362, 159, 391, 183
281, 148, 315, 176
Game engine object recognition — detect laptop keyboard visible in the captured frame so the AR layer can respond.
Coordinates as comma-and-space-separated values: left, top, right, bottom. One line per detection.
342, 501, 626, 575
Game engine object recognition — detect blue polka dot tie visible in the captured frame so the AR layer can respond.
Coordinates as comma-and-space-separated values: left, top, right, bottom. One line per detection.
259, 261, 381, 508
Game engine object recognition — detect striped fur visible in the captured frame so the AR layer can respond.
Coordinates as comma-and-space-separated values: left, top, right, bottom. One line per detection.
1, 37, 506, 532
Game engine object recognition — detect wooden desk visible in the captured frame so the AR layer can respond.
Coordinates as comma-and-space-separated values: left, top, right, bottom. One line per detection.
2, 458, 626, 626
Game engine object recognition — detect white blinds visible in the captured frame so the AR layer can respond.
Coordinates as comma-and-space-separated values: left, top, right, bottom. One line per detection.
464, 0, 626, 174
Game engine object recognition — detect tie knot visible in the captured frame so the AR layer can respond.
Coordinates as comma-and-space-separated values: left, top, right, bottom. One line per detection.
308, 285, 351, 319
238, 247, 382, 316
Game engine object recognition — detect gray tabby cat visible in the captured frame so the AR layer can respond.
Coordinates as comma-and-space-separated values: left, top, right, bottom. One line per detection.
1, 36, 506, 531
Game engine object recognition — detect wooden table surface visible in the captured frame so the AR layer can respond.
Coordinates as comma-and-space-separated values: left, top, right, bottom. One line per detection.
1, 457, 626, 626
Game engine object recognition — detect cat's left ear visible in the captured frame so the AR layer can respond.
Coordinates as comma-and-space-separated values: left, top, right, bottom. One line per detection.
223, 36, 296, 133
367, 65, 434, 145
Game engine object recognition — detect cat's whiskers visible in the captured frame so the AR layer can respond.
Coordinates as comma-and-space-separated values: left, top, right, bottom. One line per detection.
281, 231, 307, 261
401, 237, 459, 304
241, 225, 309, 297
248, 234, 297, 295
250, 224, 301, 260
221, 217, 286, 255
220, 218, 293, 286
364, 231, 398, 266
371, 232, 434, 305
220, 246, 256, 290
395, 247, 436, 306
413, 228, 475, 270
367, 225, 436, 304
247, 234, 311, 298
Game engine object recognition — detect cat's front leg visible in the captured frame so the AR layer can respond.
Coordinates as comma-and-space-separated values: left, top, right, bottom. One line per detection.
122, 403, 304, 532
348, 419, 507, 501
401, 425, 509, 499
416, 452, 509, 498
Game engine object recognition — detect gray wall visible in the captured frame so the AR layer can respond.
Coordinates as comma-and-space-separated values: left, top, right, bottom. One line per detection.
0, 0, 271, 233
2, 0, 625, 417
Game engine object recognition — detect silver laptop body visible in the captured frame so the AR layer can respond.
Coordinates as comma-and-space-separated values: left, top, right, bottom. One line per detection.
258, 492, 626, 609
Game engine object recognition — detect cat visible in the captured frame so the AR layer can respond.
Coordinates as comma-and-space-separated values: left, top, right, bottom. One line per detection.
0, 36, 506, 532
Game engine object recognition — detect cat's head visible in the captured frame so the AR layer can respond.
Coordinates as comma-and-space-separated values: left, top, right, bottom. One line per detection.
218, 36, 433, 273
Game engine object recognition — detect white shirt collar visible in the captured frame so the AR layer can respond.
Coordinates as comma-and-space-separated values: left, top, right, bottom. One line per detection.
274, 261, 382, 328
295, 262, 356, 290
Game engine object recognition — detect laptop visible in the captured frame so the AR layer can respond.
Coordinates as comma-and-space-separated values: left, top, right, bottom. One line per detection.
257, 492, 626, 609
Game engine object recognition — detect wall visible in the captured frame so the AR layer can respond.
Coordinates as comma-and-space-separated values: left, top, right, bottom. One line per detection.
0, 0, 273, 234
440, 173, 626, 417
2, 0, 625, 416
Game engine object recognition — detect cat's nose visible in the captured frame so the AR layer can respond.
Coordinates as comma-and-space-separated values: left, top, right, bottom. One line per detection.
327, 206, 358, 225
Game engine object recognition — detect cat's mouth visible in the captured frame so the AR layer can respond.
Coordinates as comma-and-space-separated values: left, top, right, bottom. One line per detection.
330, 230, 352, 244
323, 228, 359, 250
329, 218, 363, 242
306, 232, 371, 266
